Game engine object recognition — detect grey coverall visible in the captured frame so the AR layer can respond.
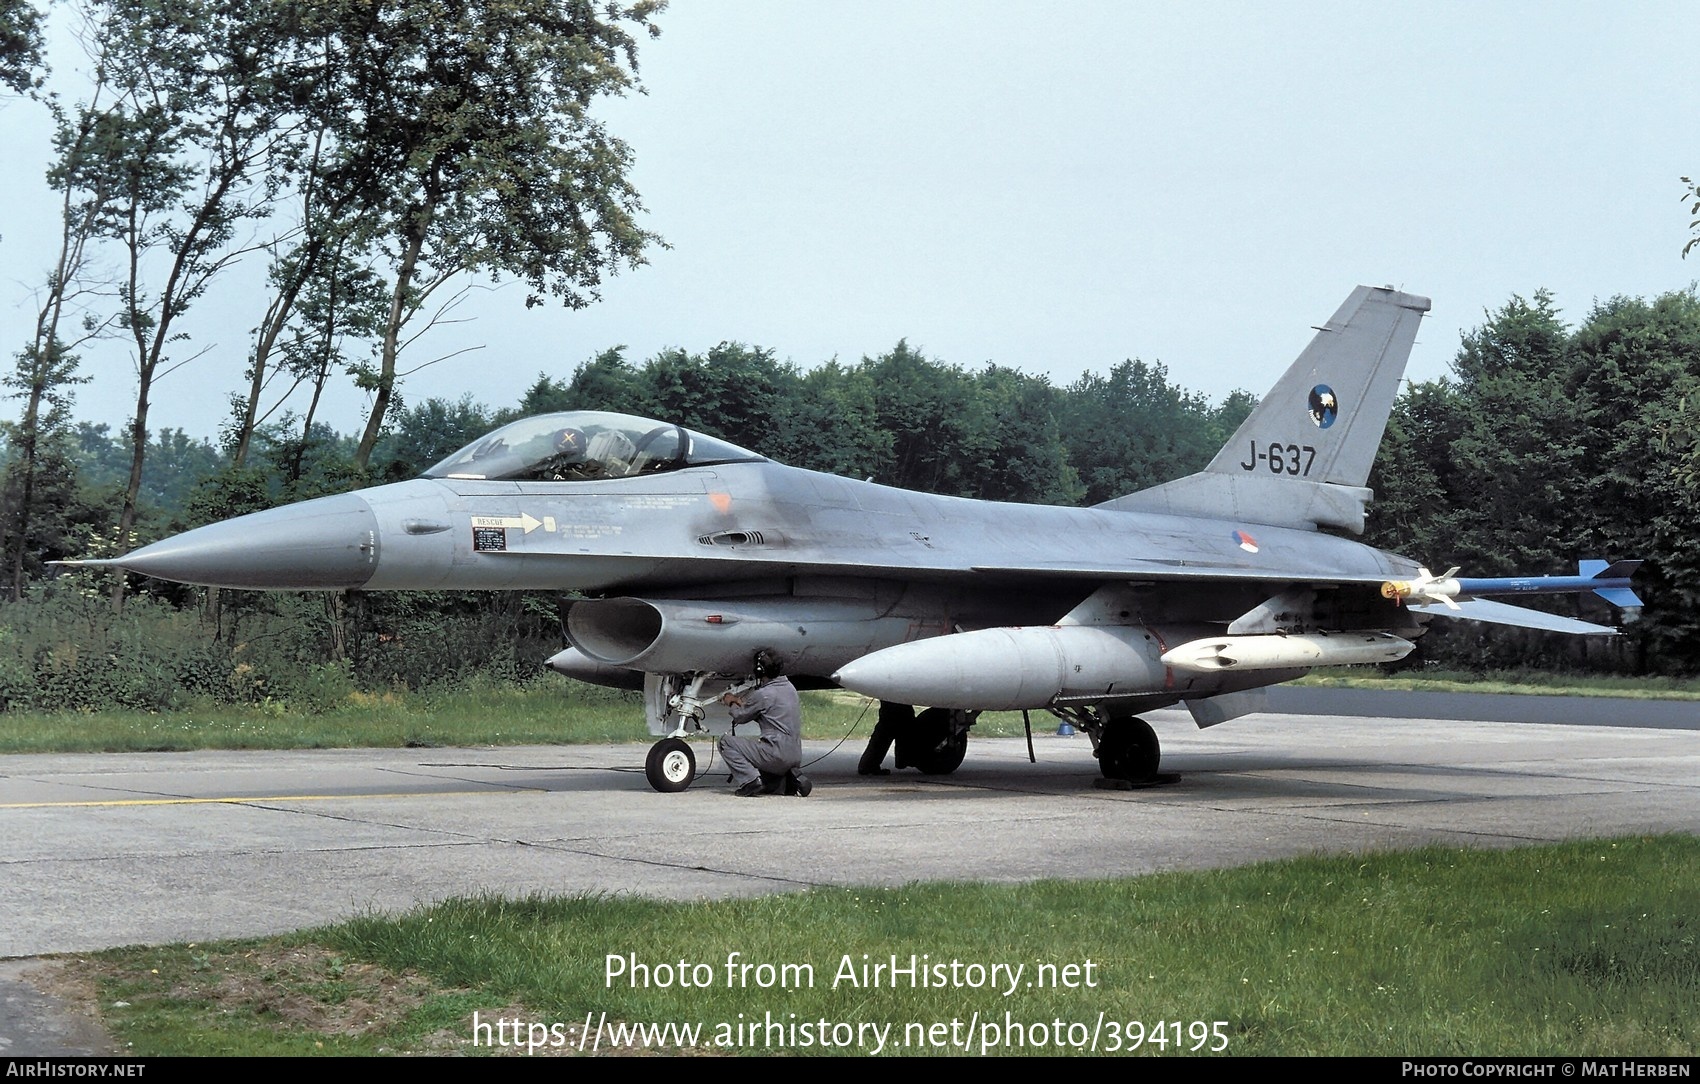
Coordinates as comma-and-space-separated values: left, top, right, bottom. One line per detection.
719, 677, 803, 787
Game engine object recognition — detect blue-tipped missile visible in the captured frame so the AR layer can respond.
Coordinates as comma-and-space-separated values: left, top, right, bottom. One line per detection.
1382, 559, 1642, 610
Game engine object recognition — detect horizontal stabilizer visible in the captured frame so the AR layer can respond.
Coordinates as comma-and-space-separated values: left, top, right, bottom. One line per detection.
1186, 688, 1269, 728
1407, 597, 1620, 636
1103, 474, 1374, 533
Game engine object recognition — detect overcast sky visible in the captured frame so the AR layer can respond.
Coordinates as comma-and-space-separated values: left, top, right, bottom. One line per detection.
0, 1, 1693, 443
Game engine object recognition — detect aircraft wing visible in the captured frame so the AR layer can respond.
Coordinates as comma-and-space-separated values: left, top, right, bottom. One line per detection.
973, 561, 1623, 634
1406, 598, 1620, 635
967, 560, 1397, 586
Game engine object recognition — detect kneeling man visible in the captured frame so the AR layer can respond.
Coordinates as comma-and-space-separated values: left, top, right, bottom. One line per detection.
719, 648, 812, 797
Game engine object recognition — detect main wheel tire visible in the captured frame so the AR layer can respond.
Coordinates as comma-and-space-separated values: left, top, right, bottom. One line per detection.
645, 737, 696, 792
902, 707, 970, 775
1097, 716, 1160, 783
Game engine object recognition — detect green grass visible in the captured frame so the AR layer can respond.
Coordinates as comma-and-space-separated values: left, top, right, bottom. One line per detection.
78, 836, 1700, 1056
1297, 667, 1700, 700
0, 685, 1031, 754
3, 669, 1695, 757
0, 681, 650, 754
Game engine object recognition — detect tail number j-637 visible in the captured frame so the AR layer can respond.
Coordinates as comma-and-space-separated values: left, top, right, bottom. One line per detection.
1240, 440, 1316, 476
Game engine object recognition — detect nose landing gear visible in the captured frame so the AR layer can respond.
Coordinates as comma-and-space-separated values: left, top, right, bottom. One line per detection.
641, 672, 754, 793
645, 737, 696, 792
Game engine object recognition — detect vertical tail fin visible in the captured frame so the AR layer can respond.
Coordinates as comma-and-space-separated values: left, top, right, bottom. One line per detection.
1206, 285, 1431, 487
1102, 285, 1430, 533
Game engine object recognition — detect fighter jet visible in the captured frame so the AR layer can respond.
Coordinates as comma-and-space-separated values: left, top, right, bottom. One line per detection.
68, 286, 1641, 792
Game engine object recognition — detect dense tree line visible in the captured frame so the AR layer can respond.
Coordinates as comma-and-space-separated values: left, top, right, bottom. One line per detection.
4, 0, 662, 609
0, 336, 1254, 710
373, 342, 1251, 506
1368, 290, 1700, 674
4, 284, 1698, 714
0, 3, 1694, 710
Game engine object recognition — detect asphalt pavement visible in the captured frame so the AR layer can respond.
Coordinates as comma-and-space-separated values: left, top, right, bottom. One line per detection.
4, 699, 1696, 958
4, 693, 1697, 1054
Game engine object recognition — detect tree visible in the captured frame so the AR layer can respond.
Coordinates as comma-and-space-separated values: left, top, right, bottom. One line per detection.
557, 347, 652, 417
767, 360, 889, 480
638, 342, 793, 448
319, 0, 666, 469
3, 59, 134, 598
862, 341, 982, 495
57, 0, 313, 604
69, 422, 220, 521
0, 355, 94, 593
228, 119, 385, 470
0, 0, 44, 96
1059, 359, 1225, 504
512, 373, 576, 417
1362, 296, 1583, 672
1567, 290, 1700, 671
373, 395, 493, 481
1366, 290, 1700, 675
1209, 389, 1258, 446
1440, 292, 1582, 576
960, 365, 1082, 505
250, 242, 389, 481
1365, 378, 1470, 563
5, 291, 86, 606
1684, 176, 1700, 259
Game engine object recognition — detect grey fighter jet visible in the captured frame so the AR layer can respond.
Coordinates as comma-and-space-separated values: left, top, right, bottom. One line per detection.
70, 286, 1641, 792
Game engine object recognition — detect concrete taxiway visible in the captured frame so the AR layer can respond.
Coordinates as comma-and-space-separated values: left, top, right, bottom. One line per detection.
2, 706, 1697, 957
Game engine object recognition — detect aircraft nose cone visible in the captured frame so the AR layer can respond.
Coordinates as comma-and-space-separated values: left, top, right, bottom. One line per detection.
110, 492, 380, 589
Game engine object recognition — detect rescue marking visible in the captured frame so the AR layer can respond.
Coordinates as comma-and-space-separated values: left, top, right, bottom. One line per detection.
473, 513, 543, 533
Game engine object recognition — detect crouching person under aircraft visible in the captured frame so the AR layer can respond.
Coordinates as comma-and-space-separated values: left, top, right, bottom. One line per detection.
719, 648, 812, 798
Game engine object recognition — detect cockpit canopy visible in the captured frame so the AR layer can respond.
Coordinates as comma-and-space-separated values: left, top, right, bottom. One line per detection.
423, 411, 765, 482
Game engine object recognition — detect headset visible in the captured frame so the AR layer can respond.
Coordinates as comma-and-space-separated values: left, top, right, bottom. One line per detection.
751, 647, 783, 680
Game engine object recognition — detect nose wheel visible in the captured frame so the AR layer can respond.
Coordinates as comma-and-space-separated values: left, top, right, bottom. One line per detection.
645, 737, 697, 792
643, 672, 757, 793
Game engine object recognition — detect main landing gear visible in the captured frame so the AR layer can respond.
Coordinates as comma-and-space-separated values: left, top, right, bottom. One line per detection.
1096, 716, 1160, 783
1054, 705, 1171, 787
864, 703, 977, 776
896, 707, 974, 775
